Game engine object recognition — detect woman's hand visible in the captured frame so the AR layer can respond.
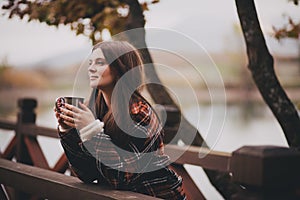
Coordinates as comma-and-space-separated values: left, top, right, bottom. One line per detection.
59, 102, 96, 130
54, 107, 72, 130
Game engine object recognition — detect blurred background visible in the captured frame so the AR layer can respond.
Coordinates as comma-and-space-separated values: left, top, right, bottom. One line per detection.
0, 0, 299, 199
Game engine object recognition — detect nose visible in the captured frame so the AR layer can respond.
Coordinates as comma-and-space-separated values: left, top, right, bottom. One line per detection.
88, 63, 97, 73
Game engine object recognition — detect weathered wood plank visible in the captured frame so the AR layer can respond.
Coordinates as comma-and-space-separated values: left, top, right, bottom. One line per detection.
0, 119, 16, 131
0, 158, 159, 200
165, 145, 231, 172
170, 164, 205, 200
1, 136, 16, 160
20, 124, 58, 138
24, 136, 49, 169
52, 154, 69, 173
230, 145, 300, 188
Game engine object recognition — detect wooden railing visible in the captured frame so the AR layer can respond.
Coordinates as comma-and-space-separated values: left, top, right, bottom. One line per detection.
0, 158, 158, 200
0, 98, 300, 199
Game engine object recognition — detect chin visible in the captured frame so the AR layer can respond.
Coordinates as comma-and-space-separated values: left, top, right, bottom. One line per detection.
90, 83, 97, 88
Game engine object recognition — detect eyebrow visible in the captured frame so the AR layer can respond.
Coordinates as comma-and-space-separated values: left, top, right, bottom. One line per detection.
89, 58, 106, 62
95, 58, 106, 61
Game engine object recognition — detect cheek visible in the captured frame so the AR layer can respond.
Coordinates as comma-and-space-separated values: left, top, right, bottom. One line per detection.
104, 69, 117, 81
101, 69, 110, 77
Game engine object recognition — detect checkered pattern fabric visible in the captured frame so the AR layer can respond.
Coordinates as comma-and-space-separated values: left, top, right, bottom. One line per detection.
59, 100, 186, 199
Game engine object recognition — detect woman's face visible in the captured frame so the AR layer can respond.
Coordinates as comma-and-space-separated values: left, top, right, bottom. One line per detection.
88, 48, 116, 90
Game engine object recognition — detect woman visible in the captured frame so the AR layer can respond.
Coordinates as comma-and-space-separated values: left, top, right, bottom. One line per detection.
54, 41, 186, 199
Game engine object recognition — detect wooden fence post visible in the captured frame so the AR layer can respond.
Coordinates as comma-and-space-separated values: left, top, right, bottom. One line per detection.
16, 98, 37, 164
15, 98, 37, 199
230, 145, 300, 199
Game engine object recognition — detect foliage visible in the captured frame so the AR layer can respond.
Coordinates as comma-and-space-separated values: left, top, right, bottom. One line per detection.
273, 0, 300, 40
0, 57, 10, 75
290, 0, 299, 5
2, 0, 160, 44
273, 17, 300, 40
0, 67, 49, 89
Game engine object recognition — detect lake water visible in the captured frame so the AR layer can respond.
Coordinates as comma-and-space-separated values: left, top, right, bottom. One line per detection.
0, 103, 289, 199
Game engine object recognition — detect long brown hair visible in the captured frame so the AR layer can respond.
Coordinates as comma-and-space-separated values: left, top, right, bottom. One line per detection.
87, 41, 146, 147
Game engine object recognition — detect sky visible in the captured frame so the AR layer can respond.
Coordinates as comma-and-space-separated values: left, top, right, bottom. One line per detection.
0, 0, 300, 68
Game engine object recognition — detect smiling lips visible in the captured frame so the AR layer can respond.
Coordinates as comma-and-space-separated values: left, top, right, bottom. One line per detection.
89, 75, 99, 80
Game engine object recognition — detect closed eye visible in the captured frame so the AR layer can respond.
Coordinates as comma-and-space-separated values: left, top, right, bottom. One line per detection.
88, 58, 107, 66
95, 58, 106, 66
96, 61, 105, 65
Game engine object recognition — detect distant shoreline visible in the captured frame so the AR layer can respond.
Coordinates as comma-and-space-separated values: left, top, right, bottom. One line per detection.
1, 86, 299, 120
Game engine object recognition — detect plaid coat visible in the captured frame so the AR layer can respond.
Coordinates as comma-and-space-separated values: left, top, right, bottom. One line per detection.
59, 100, 186, 199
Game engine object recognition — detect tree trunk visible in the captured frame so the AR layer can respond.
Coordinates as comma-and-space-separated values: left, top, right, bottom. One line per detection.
121, 0, 204, 146
235, 0, 300, 149
120, 0, 243, 199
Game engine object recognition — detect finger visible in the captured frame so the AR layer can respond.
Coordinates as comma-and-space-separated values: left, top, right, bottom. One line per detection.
60, 106, 79, 117
54, 109, 61, 119
55, 112, 60, 119
58, 117, 65, 124
64, 103, 82, 113
60, 113, 75, 123
54, 106, 60, 114
58, 118, 69, 128
60, 107, 75, 117
79, 102, 90, 111
63, 120, 75, 128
